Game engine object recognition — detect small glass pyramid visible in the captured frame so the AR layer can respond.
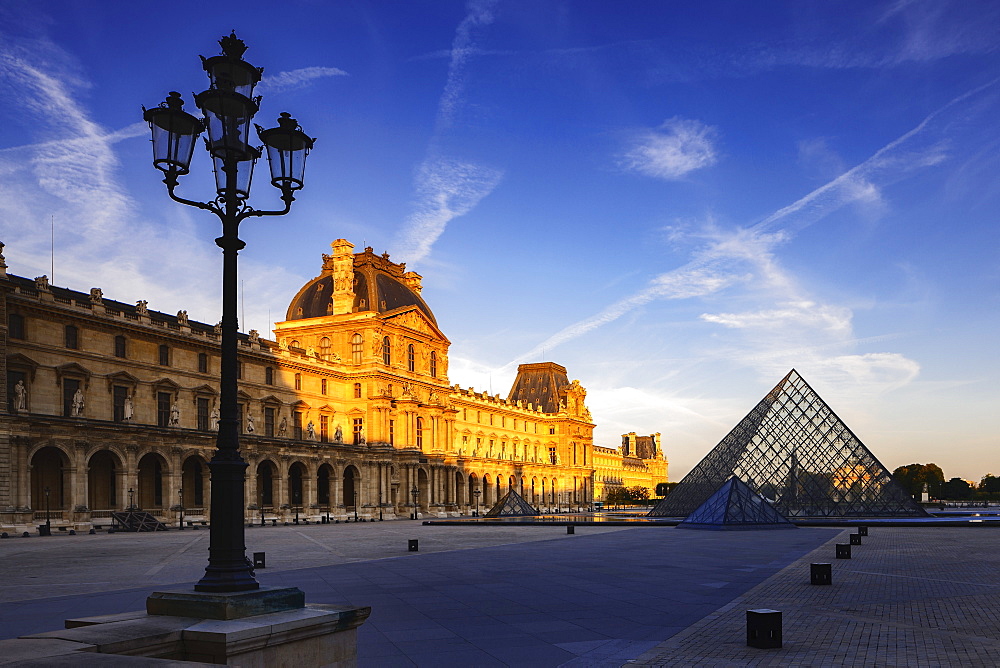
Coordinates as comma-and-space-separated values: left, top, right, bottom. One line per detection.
649, 369, 926, 518
679, 475, 795, 530
484, 488, 539, 517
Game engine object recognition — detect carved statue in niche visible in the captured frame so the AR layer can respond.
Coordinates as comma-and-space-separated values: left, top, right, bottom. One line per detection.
278, 416, 288, 437
334, 424, 343, 443
246, 413, 255, 434
123, 393, 134, 422
177, 310, 189, 325
169, 401, 180, 426
13, 380, 27, 411
211, 407, 220, 430
135, 300, 148, 315
72, 388, 85, 416
90, 287, 103, 304
357, 431, 366, 445
306, 421, 316, 440
248, 329, 259, 343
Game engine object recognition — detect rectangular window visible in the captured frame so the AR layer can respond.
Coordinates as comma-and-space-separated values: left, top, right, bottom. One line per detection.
264, 407, 275, 437
388, 419, 394, 446
265, 366, 274, 385
353, 418, 364, 445
294, 373, 301, 390
114, 335, 126, 358
197, 398, 210, 430
113, 386, 129, 422
236, 361, 243, 380
8, 313, 25, 340
65, 325, 79, 350
237, 404, 243, 433
320, 415, 329, 442
63, 379, 81, 417
294, 412, 303, 440
158, 344, 170, 366
157, 392, 171, 427
321, 378, 327, 395
354, 382, 362, 398
199, 353, 208, 373
549, 426, 556, 435
549, 447, 557, 464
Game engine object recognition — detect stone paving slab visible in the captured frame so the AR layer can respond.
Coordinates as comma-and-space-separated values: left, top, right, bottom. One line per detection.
631, 527, 1000, 667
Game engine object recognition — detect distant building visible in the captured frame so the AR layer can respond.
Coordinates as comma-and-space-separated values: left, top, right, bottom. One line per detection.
593, 433, 668, 502
0, 240, 667, 532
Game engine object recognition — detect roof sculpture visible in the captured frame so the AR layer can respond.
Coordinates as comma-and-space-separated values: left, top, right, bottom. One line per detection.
649, 369, 926, 518
678, 475, 795, 530
484, 489, 539, 517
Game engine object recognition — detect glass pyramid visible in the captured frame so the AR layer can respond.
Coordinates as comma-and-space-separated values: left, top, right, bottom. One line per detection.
649, 369, 927, 518
484, 488, 539, 517
678, 475, 795, 530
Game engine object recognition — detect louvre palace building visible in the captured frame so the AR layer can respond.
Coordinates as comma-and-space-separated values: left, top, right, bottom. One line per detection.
0, 239, 666, 532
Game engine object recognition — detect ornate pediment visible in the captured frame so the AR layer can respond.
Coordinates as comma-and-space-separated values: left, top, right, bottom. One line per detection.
384, 307, 446, 340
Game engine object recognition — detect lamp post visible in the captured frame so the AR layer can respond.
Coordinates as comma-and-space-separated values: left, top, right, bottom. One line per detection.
473, 487, 481, 517
128, 487, 135, 512
178, 488, 185, 530
353, 490, 359, 522
411, 486, 419, 520
144, 33, 314, 593
44, 486, 51, 533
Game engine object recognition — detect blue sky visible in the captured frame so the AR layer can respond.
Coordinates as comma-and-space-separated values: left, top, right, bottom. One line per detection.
1, 1, 998, 481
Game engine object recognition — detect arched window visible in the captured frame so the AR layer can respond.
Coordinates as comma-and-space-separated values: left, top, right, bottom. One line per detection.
354, 382, 362, 398
290, 339, 300, 349
294, 373, 302, 390
407, 344, 415, 372
382, 336, 391, 365
430, 351, 437, 378
319, 337, 331, 360
416, 417, 424, 449
350, 333, 363, 364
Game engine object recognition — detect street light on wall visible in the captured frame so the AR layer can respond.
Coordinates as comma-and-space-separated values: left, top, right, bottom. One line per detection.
144, 32, 315, 593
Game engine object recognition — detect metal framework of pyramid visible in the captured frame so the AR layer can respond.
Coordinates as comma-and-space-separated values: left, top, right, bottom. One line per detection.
484, 489, 539, 517
678, 475, 795, 530
649, 369, 927, 519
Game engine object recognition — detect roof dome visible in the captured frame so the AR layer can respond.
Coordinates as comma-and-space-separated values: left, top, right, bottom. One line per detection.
285, 244, 436, 324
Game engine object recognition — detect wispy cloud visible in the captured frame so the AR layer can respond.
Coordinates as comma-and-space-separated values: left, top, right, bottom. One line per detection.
392, 0, 502, 266
505, 78, 998, 374
620, 117, 718, 180
258, 66, 348, 93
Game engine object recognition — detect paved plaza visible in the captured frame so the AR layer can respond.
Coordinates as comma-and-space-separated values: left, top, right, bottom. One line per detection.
1, 521, 999, 666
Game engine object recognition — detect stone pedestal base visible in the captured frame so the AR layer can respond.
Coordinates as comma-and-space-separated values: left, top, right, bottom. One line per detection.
9, 600, 370, 666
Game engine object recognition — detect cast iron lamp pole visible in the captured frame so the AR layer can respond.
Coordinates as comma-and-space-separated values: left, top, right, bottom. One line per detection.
178, 488, 185, 530
473, 487, 480, 517
44, 486, 51, 533
144, 33, 314, 593
411, 485, 419, 520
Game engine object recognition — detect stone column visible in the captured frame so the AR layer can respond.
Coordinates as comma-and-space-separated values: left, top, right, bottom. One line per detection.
332, 461, 344, 513
124, 444, 139, 508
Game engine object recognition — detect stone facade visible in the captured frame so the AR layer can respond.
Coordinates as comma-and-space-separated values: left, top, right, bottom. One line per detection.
0, 240, 666, 532
592, 432, 668, 503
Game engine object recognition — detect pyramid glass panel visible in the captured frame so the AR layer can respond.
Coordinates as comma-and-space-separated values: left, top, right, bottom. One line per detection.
649, 370, 926, 518
680, 475, 795, 530
484, 489, 539, 517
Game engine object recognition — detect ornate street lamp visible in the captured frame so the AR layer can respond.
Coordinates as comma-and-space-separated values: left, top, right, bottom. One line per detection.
178, 488, 185, 530
473, 487, 481, 517
353, 490, 359, 522
144, 33, 314, 593
411, 485, 419, 520
44, 486, 51, 534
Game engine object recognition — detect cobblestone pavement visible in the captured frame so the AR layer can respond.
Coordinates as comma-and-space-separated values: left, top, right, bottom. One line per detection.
631, 527, 1000, 667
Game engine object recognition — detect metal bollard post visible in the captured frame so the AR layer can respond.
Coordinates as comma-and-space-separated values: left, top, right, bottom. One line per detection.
746, 609, 782, 648
836, 543, 851, 559
567, 526, 575, 535
850, 533, 862, 545
408, 539, 419, 552
253, 552, 266, 569
810, 563, 832, 585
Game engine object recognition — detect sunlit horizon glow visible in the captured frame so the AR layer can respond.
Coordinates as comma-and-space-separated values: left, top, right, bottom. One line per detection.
1, 1, 997, 482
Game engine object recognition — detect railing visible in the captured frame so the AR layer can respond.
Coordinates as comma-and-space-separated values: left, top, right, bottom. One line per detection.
91, 510, 115, 518
33, 511, 64, 520
123, 313, 138, 321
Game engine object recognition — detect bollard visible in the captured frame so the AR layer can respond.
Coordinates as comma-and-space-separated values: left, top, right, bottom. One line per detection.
810, 563, 832, 585
408, 539, 419, 552
850, 533, 862, 546
22, 532, 30, 538
858, 526, 868, 536
1, 532, 7, 539
89, 528, 96, 535
836, 543, 851, 559
253, 552, 266, 569
69, 530, 76, 536
38, 525, 51, 537
746, 609, 782, 648
567, 526, 575, 535
272, 519, 277, 526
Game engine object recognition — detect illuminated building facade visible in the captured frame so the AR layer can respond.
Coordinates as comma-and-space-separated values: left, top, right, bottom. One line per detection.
0, 240, 666, 532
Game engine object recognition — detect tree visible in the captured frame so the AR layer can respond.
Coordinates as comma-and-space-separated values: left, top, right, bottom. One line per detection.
604, 487, 628, 508
940, 477, 974, 500
627, 486, 650, 506
892, 463, 945, 498
978, 474, 1000, 499
655, 482, 679, 497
